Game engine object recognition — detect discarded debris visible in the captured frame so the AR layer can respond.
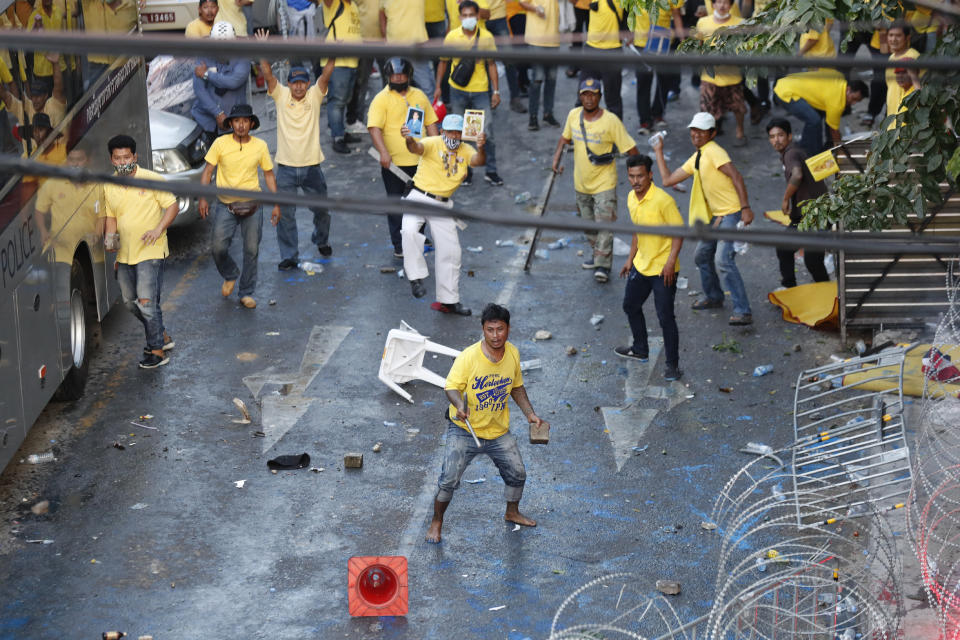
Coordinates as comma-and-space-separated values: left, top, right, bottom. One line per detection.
112, 442, 126, 450
31, 500, 49, 515
232, 398, 251, 423
269, 299, 277, 306
344, 453, 364, 469
464, 477, 486, 484
529, 420, 550, 444
466, 246, 483, 253
566, 346, 578, 356
406, 428, 420, 435
130, 503, 148, 510
310, 467, 325, 473
741, 442, 774, 457
253, 431, 265, 438
372, 442, 383, 453
752, 364, 774, 377
495, 239, 515, 247
576, 249, 584, 256
534, 249, 549, 260
489, 605, 507, 611
25, 452, 55, 465
718, 386, 733, 393
101, 632, 127, 640
234, 480, 246, 488
26, 539, 54, 544
512, 524, 521, 532
139, 414, 153, 420
712, 334, 742, 354
656, 580, 681, 595
130, 421, 158, 430
631, 444, 649, 453
520, 359, 542, 372
547, 237, 569, 250
534, 330, 552, 341
612, 236, 630, 256
267, 453, 311, 470
379, 266, 397, 274
265, 331, 281, 336
701, 521, 718, 531
793, 343, 802, 352
589, 314, 605, 328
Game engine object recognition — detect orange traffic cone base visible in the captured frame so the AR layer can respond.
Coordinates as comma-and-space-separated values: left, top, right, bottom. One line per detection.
348, 556, 408, 617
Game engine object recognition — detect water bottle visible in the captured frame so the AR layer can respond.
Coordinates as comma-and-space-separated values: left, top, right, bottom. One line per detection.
676, 276, 688, 290
648, 131, 667, 149
547, 237, 569, 250
755, 557, 767, 573
733, 220, 748, 255
26, 452, 55, 464
298, 261, 324, 275
514, 191, 532, 204
753, 364, 773, 377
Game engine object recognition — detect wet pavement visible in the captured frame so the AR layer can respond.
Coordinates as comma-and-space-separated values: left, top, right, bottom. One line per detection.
0, 71, 933, 638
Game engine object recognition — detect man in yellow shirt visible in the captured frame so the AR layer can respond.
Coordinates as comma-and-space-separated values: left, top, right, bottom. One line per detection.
652, 112, 755, 325
799, 20, 836, 59
213, 0, 253, 35
185, 0, 218, 37
27, 0, 64, 90
551, 78, 638, 283
520, 0, 561, 130
344, 0, 382, 134
257, 51, 334, 270
884, 23, 920, 127
773, 70, 868, 157
400, 113, 486, 315
367, 57, 440, 257
0, 54, 67, 130
695, 0, 747, 145
633, 0, 684, 134
198, 104, 281, 309
616, 154, 683, 381
81, 0, 138, 82
434, 1, 503, 186
583, 0, 625, 120
103, 134, 179, 369
426, 303, 547, 543
379, 0, 434, 97
321, 0, 363, 154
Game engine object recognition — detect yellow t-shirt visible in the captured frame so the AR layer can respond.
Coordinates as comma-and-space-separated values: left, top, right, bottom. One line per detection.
184, 18, 213, 38
586, 0, 622, 49
696, 15, 743, 86
354, 0, 382, 37
270, 83, 327, 167
28, 6, 65, 78
488, 0, 505, 19
680, 140, 740, 216
447, 0, 489, 29
0, 58, 11, 84
425, 0, 444, 22
888, 85, 915, 129
214, 0, 251, 35
324, 0, 362, 68
907, 7, 937, 33
82, 0, 137, 63
525, 0, 559, 47
367, 85, 439, 166
380, 0, 428, 43
5, 95, 67, 129
885, 47, 920, 118
36, 178, 98, 260
799, 22, 836, 58
442, 26, 497, 93
562, 107, 636, 194
204, 134, 274, 203
633, 0, 683, 48
445, 340, 523, 440
412, 135, 477, 198
773, 69, 847, 130
103, 167, 177, 265
628, 184, 683, 276
704, 0, 740, 17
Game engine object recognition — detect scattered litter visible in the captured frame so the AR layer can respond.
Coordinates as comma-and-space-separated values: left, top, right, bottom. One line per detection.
688, 290, 699, 296
379, 266, 397, 273
467, 270, 475, 277
534, 330, 552, 341
656, 580, 681, 595
267, 453, 311, 470
25, 452, 55, 465
236, 352, 259, 362
737, 415, 753, 421
406, 428, 420, 435
232, 398, 252, 423
718, 386, 733, 393
234, 480, 246, 488
514, 191, 532, 204
90, 559, 100, 564
131, 419, 158, 431
752, 364, 774, 377
265, 331, 281, 336
113, 442, 126, 450
576, 249, 584, 256
253, 431, 265, 438
344, 453, 364, 468
547, 237, 569, 250
512, 524, 521, 532
397, 269, 404, 278
534, 249, 549, 259
793, 343, 802, 352
701, 521, 717, 530
372, 442, 383, 453
589, 314, 605, 328
139, 414, 153, 420
464, 477, 486, 484
612, 237, 630, 256
298, 260, 325, 274
26, 539, 54, 544
685, 393, 695, 399
740, 442, 774, 456
489, 605, 507, 611
466, 246, 483, 253
520, 359, 542, 372
566, 346, 578, 356
31, 500, 49, 515
495, 239, 515, 247
383, 421, 397, 427
552, 569, 565, 574
676, 276, 688, 290
130, 503, 148, 510
269, 299, 277, 306
310, 467, 325, 473
101, 633, 125, 640
631, 444, 649, 453
771, 485, 786, 502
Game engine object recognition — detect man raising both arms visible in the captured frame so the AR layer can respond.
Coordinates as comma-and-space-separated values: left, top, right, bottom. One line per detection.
427, 303, 548, 543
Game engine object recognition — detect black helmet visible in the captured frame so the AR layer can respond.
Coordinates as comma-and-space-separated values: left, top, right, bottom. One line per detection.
383, 57, 413, 78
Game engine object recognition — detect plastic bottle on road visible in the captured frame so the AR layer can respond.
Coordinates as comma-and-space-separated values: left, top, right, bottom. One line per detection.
26, 452, 55, 464
753, 364, 774, 377
514, 191, 532, 204
298, 261, 325, 274
733, 221, 749, 255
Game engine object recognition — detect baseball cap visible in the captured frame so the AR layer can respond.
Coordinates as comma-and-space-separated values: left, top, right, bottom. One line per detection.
288, 67, 310, 83
687, 112, 716, 130
578, 77, 601, 93
441, 114, 464, 131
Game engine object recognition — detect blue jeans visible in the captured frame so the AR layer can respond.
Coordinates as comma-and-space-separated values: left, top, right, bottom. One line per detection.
528, 63, 556, 118
328, 66, 356, 139
779, 97, 824, 158
436, 423, 526, 503
117, 259, 165, 351
449, 87, 496, 174
211, 201, 263, 298
622, 267, 679, 367
695, 211, 752, 315
484, 17, 520, 100
276, 164, 330, 261
411, 59, 435, 99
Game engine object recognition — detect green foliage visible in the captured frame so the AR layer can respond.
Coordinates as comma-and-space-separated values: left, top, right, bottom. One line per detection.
712, 333, 743, 353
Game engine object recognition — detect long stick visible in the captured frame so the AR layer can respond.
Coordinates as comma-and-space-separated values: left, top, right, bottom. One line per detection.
367, 146, 412, 184
461, 392, 482, 448
523, 158, 562, 272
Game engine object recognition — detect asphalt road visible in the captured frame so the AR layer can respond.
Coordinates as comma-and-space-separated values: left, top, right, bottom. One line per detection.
0, 71, 857, 639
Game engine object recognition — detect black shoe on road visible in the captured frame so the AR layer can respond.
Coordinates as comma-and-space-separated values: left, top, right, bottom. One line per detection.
664, 364, 683, 381
691, 298, 723, 310
411, 279, 427, 298
614, 346, 649, 362
485, 172, 504, 186
342, 132, 362, 144
542, 113, 561, 127
139, 351, 170, 369
317, 244, 332, 257
278, 258, 298, 271
528, 117, 539, 131
332, 138, 350, 154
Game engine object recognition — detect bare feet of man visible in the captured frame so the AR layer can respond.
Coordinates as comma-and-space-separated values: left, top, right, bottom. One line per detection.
504, 502, 536, 528
425, 518, 443, 543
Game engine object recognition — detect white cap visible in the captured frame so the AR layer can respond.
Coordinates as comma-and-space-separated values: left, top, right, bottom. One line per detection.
687, 112, 716, 130
210, 21, 236, 39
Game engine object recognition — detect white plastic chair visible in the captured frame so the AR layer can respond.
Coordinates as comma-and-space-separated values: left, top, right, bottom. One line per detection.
378, 323, 461, 403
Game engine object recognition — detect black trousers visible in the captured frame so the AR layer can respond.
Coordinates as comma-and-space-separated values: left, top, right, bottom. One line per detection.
840, 30, 887, 118
776, 223, 829, 288
580, 47, 623, 121
381, 165, 417, 252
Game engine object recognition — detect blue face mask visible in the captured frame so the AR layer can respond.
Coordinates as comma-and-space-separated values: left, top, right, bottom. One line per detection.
461, 16, 478, 30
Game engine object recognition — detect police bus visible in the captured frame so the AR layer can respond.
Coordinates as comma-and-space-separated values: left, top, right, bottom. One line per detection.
0, 0, 204, 470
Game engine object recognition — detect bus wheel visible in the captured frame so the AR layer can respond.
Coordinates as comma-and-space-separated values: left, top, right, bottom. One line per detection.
55, 259, 98, 401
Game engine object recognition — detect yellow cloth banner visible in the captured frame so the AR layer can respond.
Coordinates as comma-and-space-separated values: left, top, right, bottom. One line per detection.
764, 209, 791, 226
688, 171, 712, 226
843, 343, 960, 399
767, 281, 838, 328
805, 149, 839, 182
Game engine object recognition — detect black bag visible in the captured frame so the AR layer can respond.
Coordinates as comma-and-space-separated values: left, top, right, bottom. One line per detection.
227, 200, 260, 218
579, 110, 616, 165
449, 30, 481, 86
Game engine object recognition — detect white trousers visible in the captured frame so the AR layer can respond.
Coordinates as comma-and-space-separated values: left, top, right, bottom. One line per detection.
401, 189, 460, 304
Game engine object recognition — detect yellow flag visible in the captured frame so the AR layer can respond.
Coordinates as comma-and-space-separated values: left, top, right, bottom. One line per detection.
805, 149, 839, 182
688, 171, 712, 226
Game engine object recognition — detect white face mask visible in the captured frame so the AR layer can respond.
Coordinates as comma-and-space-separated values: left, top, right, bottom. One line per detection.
713, 9, 730, 19
461, 16, 478, 30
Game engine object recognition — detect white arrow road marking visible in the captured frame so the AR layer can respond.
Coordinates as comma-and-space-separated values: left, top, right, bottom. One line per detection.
242, 325, 352, 453
601, 337, 692, 472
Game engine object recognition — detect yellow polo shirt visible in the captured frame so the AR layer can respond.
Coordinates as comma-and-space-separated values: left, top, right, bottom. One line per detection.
774, 69, 847, 130
447, 0, 489, 29
586, 0, 622, 49
214, 0, 252, 35
324, 0, 362, 68
184, 18, 213, 37
270, 84, 327, 167
907, 6, 937, 33
488, 0, 505, 19
442, 26, 497, 93
704, 0, 740, 16
445, 340, 523, 440
562, 107, 636, 194
628, 184, 683, 276
696, 15, 743, 86
103, 168, 177, 265
28, 6, 65, 78
888, 84, 915, 129
380, 0, 428, 42
634, 0, 683, 48
204, 134, 274, 203
367, 85, 438, 166
354, 0, 382, 37
680, 140, 740, 216
425, 0, 444, 22
82, 0, 137, 63
36, 178, 99, 259
885, 47, 920, 119
525, 0, 559, 47
412, 135, 477, 197
799, 21, 836, 58
5, 95, 67, 129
